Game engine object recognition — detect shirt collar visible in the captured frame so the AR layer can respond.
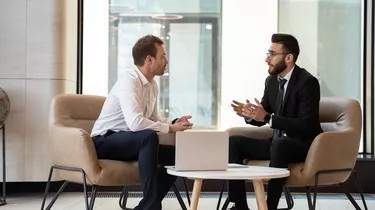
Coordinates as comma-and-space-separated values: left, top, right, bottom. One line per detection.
133, 66, 150, 86
278, 65, 295, 82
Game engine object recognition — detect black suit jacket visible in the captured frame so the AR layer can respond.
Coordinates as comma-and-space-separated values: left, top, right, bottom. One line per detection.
247, 65, 323, 143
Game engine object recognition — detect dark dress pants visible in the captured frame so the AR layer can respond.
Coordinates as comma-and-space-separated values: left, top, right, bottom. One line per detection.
93, 129, 176, 210
228, 135, 311, 210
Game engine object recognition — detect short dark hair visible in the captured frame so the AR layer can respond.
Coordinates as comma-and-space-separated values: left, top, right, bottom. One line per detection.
132, 35, 164, 66
271, 33, 300, 62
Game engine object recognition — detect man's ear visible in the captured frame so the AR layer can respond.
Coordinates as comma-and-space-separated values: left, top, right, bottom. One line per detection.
286, 54, 293, 63
145, 55, 152, 64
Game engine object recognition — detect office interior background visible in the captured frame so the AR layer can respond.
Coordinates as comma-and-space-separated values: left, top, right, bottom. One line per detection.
83, 0, 371, 153
0, 0, 374, 199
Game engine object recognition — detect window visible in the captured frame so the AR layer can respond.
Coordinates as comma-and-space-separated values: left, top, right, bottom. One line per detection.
83, 0, 221, 129
81, 0, 370, 155
82, 0, 277, 130
81, 1, 280, 130
278, 0, 365, 152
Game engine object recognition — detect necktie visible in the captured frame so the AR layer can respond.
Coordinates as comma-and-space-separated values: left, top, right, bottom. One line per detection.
273, 78, 287, 139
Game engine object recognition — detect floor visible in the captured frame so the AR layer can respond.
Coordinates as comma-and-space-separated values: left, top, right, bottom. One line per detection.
2, 192, 374, 209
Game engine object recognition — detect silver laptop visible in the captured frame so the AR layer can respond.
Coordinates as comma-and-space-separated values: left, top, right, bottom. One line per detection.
168, 130, 229, 171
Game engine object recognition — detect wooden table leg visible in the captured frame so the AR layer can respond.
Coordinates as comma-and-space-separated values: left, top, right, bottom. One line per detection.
253, 179, 267, 210
190, 179, 203, 210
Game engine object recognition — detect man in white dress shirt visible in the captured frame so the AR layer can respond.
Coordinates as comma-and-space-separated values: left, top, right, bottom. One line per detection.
91, 35, 193, 210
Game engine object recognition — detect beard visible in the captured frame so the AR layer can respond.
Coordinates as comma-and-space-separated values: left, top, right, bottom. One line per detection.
155, 64, 167, 75
268, 59, 287, 76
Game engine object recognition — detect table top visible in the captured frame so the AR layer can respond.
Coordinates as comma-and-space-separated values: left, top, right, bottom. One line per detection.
166, 164, 290, 180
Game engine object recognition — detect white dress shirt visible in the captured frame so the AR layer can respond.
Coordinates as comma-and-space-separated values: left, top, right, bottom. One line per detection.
269, 65, 294, 126
91, 67, 172, 137
279, 65, 294, 99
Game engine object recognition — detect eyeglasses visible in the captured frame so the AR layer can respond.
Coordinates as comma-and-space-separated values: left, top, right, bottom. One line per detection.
266, 52, 290, 58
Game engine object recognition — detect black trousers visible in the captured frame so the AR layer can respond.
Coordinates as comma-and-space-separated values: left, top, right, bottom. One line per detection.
93, 129, 176, 210
228, 135, 311, 210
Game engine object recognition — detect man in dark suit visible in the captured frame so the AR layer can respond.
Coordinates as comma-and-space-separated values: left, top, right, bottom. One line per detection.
228, 33, 323, 210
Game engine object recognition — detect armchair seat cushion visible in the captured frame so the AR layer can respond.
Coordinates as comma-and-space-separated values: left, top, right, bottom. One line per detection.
246, 160, 347, 187
96, 160, 140, 186
56, 160, 140, 187
246, 160, 306, 186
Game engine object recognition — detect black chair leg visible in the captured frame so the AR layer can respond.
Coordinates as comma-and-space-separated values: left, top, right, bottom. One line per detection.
41, 167, 68, 210
89, 185, 98, 210
339, 170, 368, 210
306, 172, 321, 210
278, 186, 294, 210
173, 184, 188, 210
216, 181, 294, 210
353, 170, 368, 210
305, 170, 323, 210
119, 186, 132, 210
305, 168, 368, 210
183, 177, 191, 206
285, 186, 294, 210
305, 186, 314, 210
221, 197, 230, 210
217, 180, 230, 210
216, 180, 226, 210
40, 165, 95, 210
119, 182, 189, 210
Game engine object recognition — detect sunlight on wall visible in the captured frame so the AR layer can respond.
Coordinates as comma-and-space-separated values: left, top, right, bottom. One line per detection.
82, 0, 109, 96
219, 0, 278, 130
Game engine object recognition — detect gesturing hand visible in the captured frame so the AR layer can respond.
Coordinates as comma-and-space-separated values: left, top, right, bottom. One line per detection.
231, 100, 246, 118
241, 98, 267, 122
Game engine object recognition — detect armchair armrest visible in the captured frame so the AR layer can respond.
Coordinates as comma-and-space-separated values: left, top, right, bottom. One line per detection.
50, 124, 101, 183
226, 126, 273, 140
302, 130, 360, 184
158, 133, 176, 145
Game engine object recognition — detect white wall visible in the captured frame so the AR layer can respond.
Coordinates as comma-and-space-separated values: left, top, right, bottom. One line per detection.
219, 0, 278, 130
0, 0, 77, 181
169, 24, 201, 120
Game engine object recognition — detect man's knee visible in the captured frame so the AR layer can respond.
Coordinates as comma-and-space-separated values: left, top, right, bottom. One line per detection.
229, 135, 243, 163
229, 135, 242, 149
270, 138, 289, 158
140, 129, 159, 147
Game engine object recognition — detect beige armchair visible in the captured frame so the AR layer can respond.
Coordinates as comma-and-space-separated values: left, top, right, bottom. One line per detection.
41, 94, 189, 210
218, 97, 368, 210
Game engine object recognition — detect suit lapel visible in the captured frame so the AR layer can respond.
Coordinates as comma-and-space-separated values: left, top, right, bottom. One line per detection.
281, 65, 299, 114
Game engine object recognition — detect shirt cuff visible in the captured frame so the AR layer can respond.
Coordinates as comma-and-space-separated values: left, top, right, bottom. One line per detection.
245, 118, 252, 123
160, 123, 170, 133
269, 114, 273, 127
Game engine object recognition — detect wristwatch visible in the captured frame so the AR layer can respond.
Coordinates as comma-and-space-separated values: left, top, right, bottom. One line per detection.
264, 113, 271, 123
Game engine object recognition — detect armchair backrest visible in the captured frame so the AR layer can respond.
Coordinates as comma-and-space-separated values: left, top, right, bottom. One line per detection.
301, 97, 362, 185
50, 94, 105, 133
319, 97, 362, 141
48, 94, 106, 182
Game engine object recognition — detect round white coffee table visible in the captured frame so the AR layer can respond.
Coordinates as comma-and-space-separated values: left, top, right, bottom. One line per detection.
167, 165, 290, 210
